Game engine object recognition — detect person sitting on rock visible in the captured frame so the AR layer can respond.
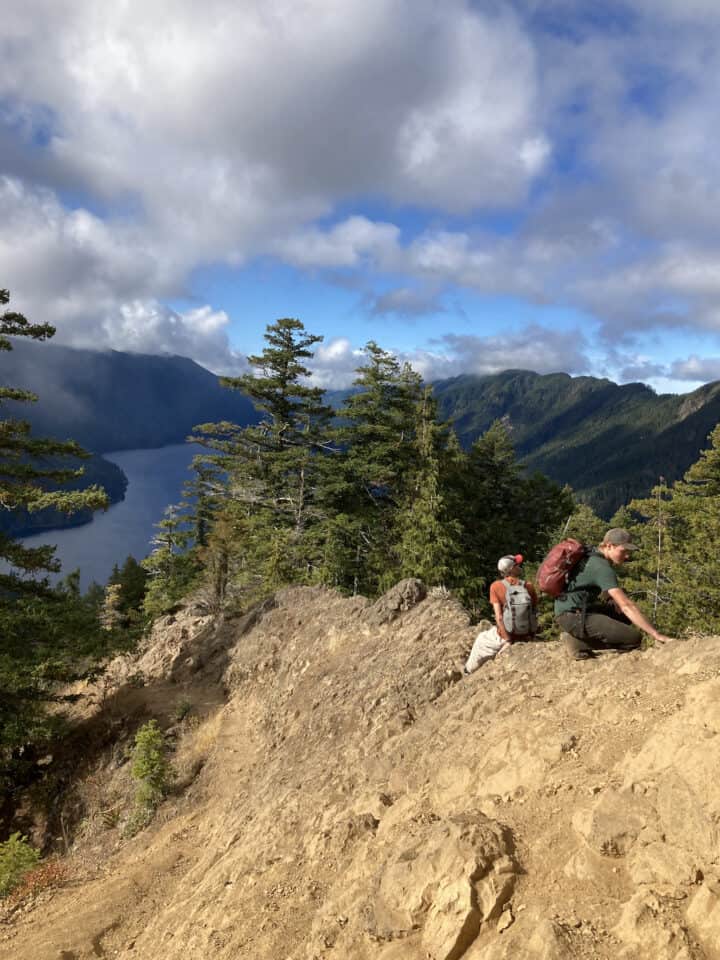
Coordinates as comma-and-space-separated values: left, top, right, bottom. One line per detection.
490, 554, 539, 647
554, 528, 676, 660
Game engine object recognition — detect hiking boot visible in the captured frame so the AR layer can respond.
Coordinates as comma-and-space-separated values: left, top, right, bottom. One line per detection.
561, 631, 596, 661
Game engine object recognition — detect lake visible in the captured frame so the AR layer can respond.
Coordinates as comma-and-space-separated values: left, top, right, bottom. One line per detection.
18, 444, 198, 591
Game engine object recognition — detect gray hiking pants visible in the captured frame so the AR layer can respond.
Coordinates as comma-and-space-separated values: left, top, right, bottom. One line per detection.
555, 607, 641, 655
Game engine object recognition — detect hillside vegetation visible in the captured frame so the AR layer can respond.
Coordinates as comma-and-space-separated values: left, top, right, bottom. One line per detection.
0, 339, 260, 453
433, 371, 720, 516
0, 452, 127, 538
6, 341, 720, 522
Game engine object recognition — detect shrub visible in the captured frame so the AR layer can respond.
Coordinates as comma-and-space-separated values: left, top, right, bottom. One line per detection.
130, 720, 170, 812
0, 833, 41, 898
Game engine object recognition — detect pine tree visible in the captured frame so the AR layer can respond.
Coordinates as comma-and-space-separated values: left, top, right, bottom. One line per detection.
0, 289, 119, 767
622, 480, 675, 627
324, 342, 423, 595
628, 428, 720, 635
445, 420, 573, 616
142, 505, 197, 619
394, 388, 461, 588
192, 318, 334, 600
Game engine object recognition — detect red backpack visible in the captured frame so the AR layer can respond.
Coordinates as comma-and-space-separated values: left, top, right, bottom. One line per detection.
536, 539, 588, 598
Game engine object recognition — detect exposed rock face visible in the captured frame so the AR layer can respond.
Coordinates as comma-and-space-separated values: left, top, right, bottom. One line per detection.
3, 584, 720, 959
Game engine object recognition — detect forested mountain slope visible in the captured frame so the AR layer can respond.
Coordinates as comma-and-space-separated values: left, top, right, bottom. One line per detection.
432, 370, 720, 516
0, 339, 260, 453
6, 341, 720, 519
3, 583, 720, 959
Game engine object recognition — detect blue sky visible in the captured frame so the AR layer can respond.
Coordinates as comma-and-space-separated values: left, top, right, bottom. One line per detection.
3, 1, 720, 392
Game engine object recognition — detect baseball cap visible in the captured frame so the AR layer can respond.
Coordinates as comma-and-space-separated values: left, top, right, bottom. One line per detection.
497, 554, 523, 574
602, 528, 638, 551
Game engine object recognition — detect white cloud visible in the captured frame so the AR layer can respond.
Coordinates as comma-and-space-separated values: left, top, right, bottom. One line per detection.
4, 0, 720, 383
414, 326, 590, 380
309, 337, 366, 389
0, 0, 552, 367
276, 217, 401, 269
303, 324, 591, 390
670, 355, 720, 382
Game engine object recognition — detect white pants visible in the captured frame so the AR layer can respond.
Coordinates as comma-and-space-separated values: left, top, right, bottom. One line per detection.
464, 626, 505, 674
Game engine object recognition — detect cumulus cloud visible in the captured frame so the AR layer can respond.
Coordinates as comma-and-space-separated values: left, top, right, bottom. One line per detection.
275, 217, 401, 270
302, 324, 591, 389
3, 0, 720, 383
0, 0, 554, 366
413, 326, 591, 380
669, 355, 720, 382
307, 337, 367, 390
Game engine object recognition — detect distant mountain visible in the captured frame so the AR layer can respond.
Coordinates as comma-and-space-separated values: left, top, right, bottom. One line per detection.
432, 370, 720, 517
1, 339, 260, 453
0, 341, 260, 537
4, 344, 719, 526
0, 452, 128, 539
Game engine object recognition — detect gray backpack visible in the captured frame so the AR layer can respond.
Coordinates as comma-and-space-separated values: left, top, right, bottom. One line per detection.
502, 579, 537, 635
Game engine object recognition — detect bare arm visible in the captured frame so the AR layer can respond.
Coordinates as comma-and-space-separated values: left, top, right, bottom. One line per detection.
492, 600, 512, 644
608, 587, 677, 644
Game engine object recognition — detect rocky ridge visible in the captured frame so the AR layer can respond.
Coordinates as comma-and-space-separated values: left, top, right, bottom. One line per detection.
2, 581, 720, 959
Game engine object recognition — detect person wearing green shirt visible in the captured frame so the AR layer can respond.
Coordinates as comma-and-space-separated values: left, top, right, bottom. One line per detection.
555, 528, 676, 660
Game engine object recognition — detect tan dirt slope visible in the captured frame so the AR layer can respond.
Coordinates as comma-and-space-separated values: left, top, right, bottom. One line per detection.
2, 581, 720, 960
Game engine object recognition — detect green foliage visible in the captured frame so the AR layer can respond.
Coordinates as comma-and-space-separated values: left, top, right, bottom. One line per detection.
446, 420, 574, 616
167, 321, 578, 620
0, 288, 132, 777
394, 389, 461, 588
432, 370, 720, 518
0, 833, 40, 898
130, 720, 170, 812
103, 556, 148, 634
320, 341, 424, 595
625, 425, 720, 636
552, 501, 608, 546
173, 698, 193, 722
189, 318, 334, 607
142, 505, 200, 619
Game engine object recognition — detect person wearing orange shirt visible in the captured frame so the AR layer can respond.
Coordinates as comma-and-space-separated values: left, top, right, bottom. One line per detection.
489, 554, 539, 647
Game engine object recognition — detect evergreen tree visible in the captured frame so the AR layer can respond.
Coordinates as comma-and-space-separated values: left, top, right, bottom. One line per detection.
622, 479, 676, 627
116, 555, 148, 616
100, 582, 124, 632
627, 428, 720, 635
446, 420, 573, 616
192, 318, 334, 599
324, 342, 423, 595
0, 289, 120, 768
554, 500, 607, 546
142, 505, 197, 619
394, 388, 461, 588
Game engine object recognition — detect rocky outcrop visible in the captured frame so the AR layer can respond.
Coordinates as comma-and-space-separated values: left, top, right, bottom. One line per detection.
3, 584, 720, 959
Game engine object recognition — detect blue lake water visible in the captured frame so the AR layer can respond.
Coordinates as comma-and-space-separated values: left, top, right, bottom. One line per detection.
18, 444, 198, 591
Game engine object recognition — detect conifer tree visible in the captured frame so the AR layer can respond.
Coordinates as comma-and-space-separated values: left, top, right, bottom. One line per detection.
621, 480, 675, 626
394, 388, 462, 588
627, 428, 720, 635
142, 505, 197, 619
446, 420, 573, 615
192, 318, 334, 599
0, 289, 121, 766
325, 342, 423, 595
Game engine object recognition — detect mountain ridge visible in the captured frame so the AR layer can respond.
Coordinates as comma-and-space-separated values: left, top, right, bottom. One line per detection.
431, 370, 720, 515
0, 339, 260, 454
4, 343, 720, 519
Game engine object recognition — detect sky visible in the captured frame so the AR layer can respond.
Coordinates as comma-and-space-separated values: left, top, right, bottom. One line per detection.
3, 1, 720, 392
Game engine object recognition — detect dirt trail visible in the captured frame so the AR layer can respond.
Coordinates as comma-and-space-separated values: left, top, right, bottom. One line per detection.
2, 582, 720, 959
